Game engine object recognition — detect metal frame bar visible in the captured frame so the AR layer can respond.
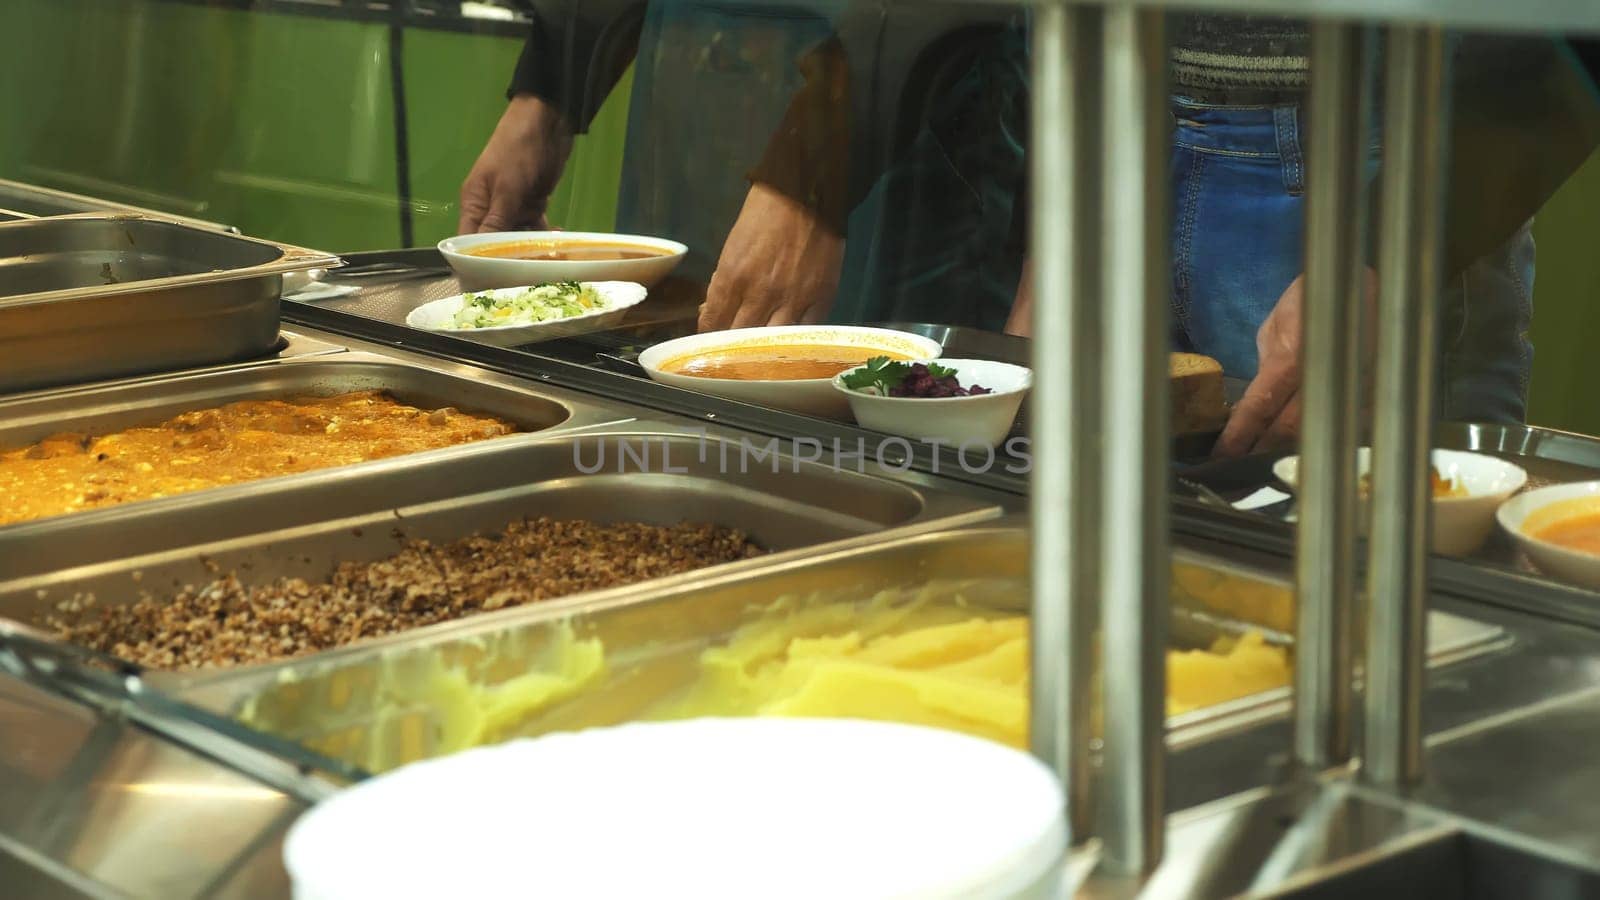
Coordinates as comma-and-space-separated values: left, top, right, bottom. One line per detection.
1096, 5, 1172, 875
1027, 2, 1103, 845
1295, 23, 1376, 772
1366, 25, 1453, 787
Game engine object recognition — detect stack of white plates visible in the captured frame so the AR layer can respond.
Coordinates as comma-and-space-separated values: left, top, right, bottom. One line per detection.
285, 718, 1067, 899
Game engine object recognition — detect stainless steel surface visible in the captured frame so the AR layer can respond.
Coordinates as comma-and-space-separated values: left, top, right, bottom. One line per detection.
0, 672, 308, 898
0, 353, 636, 565
871, 322, 1031, 366
0, 429, 1000, 681
1295, 22, 1374, 772
1027, 2, 1101, 844
1097, 5, 1171, 874
931, 0, 1600, 35
0, 214, 338, 395
1366, 26, 1451, 788
0, 179, 229, 231
0, 328, 347, 408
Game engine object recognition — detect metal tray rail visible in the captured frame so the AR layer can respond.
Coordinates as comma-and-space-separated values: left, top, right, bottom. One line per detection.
149, 526, 1504, 777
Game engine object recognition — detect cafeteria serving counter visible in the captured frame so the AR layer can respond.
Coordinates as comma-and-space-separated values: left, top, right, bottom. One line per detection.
8, 263, 1600, 896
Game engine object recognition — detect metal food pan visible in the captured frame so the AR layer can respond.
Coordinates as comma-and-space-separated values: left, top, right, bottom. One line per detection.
0, 178, 230, 230
161, 526, 1505, 776
0, 353, 641, 564
0, 214, 338, 394
0, 432, 1000, 680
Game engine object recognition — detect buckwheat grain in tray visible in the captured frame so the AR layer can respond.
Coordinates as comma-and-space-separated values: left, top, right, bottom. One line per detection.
51, 516, 764, 671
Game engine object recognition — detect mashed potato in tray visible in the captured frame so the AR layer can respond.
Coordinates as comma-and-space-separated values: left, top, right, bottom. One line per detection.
651, 588, 1290, 748
241, 579, 1291, 774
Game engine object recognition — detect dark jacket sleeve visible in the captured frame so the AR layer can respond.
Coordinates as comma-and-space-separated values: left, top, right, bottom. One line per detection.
506, 1, 646, 134
1433, 35, 1600, 277
746, 36, 854, 235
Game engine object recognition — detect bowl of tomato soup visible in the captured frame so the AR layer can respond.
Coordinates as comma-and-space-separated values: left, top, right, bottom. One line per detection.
638, 326, 943, 418
1499, 481, 1600, 588
440, 231, 686, 290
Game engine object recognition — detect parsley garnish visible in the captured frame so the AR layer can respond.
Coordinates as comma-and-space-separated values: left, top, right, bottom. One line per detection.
840, 356, 909, 394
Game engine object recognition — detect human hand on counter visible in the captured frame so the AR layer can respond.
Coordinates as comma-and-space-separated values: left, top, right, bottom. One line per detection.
1004, 258, 1033, 337
699, 183, 846, 331
458, 94, 574, 234
1214, 270, 1377, 458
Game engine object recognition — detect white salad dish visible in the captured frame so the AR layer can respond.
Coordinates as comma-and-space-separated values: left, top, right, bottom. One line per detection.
1496, 481, 1600, 589
438, 230, 686, 290
636, 325, 943, 420
405, 281, 647, 347
832, 358, 1032, 450
1273, 448, 1527, 558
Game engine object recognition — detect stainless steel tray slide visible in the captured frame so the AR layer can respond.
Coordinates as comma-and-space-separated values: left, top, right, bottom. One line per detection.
0, 352, 648, 569
160, 527, 1505, 776
0, 671, 309, 899
0, 214, 338, 394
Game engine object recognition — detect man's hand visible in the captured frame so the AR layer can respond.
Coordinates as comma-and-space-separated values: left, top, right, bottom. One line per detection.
699, 183, 846, 331
1213, 276, 1306, 457
1004, 258, 1034, 337
1214, 270, 1377, 457
458, 94, 574, 235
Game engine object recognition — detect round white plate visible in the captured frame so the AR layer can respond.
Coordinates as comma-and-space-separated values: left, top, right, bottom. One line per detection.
405, 281, 647, 347
285, 718, 1067, 900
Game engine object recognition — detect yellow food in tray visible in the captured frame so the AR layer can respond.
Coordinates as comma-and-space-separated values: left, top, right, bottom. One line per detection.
0, 390, 517, 526
239, 581, 1291, 774
652, 594, 1290, 747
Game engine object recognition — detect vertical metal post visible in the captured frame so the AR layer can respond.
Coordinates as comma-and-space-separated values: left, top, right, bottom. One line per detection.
1028, 3, 1101, 844
1296, 23, 1374, 771
1365, 25, 1451, 787
1097, 6, 1170, 875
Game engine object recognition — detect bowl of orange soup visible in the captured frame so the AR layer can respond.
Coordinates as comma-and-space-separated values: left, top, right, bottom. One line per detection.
638, 326, 944, 419
440, 231, 687, 290
1498, 481, 1600, 588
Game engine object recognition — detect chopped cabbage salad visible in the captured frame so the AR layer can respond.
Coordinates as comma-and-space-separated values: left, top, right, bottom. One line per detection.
449, 282, 606, 329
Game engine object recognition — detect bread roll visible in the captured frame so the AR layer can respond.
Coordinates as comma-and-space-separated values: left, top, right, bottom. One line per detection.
1171, 352, 1228, 435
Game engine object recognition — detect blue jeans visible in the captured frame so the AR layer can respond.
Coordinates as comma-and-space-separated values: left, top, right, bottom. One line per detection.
1172, 96, 1535, 423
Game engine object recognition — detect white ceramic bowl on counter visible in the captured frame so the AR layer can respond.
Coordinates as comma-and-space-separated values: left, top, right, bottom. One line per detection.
637, 325, 944, 419
438, 231, 686, 291
1497, 481, 1600, 588
832, 358, 1032, 449
404, 281, 648, 347
1273, 448, 1527, 558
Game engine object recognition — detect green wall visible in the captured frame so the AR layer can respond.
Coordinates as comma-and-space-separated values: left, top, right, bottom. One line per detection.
0, 0, 627, 252
1529, 149, 1600, 435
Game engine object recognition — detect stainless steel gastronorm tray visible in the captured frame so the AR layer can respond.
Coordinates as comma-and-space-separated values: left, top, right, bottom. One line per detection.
0, 352, 649, 568
147, 526, 1503, 776
0, 214, 338, 394
0, 432, 1001, 680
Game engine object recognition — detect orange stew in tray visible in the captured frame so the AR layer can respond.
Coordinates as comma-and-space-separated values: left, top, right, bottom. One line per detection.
0, 391, 516, 526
